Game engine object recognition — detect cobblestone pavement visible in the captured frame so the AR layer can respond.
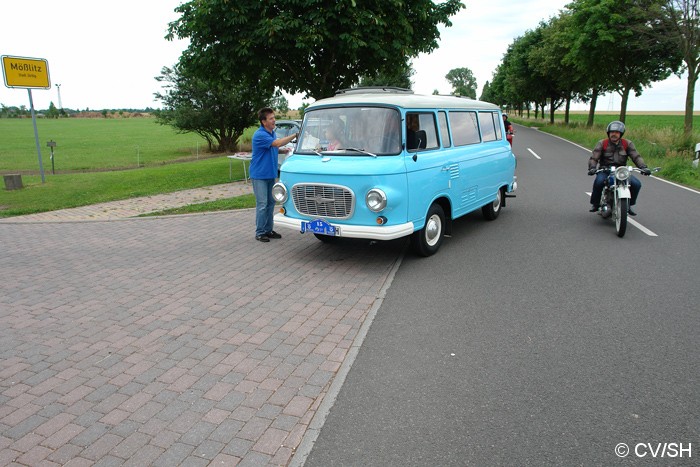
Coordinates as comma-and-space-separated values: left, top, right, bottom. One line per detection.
0, 189, 406, 465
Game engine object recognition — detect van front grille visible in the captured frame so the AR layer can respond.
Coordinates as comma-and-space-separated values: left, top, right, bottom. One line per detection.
291, 184, 354, 219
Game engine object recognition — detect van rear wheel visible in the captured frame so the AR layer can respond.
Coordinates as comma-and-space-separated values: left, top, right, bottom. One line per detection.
411, 203, 445, 256
482, 187, 504, 220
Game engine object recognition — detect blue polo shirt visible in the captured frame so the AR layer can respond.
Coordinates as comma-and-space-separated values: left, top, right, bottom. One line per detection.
250, 125, 279, 179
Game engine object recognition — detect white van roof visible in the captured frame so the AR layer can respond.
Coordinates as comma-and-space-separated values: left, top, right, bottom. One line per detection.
307, 88, 500, 111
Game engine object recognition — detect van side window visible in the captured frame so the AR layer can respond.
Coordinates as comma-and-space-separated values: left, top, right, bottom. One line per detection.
438, 111, 451, 148
478, 111, 498, 142
406, 112, 439, 151
493, 113, 503, 140
449, 111, 480, 146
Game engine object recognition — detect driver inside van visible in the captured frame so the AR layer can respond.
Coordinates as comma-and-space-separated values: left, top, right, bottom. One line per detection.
325, 123, 344, 151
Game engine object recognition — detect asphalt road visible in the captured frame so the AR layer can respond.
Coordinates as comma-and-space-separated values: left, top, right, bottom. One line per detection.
302, 126, 700, 465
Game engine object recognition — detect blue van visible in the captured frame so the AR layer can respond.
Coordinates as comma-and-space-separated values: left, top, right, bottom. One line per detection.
272, 87, 517, 256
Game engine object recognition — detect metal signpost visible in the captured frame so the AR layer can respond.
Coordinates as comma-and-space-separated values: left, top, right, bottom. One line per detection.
1, 55, 52, 183
47, 140, 57, 174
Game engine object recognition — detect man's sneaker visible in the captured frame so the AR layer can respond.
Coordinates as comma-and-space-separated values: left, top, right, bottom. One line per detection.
589, 205, 599, 212
255, 235, 270, 242
628, 206, 637, 216
266, 230, 282, 239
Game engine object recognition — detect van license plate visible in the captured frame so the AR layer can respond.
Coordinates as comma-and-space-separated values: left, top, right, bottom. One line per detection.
301, 218, 338, 236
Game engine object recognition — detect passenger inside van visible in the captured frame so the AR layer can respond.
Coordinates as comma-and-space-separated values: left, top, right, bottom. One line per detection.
406, 113, 427, 150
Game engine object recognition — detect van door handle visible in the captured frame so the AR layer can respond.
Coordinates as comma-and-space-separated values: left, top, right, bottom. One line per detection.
441, 166, 450, 172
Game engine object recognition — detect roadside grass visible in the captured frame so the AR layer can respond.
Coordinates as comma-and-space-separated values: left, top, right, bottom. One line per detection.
139, 194, 256, 216
0, 157, 246, 217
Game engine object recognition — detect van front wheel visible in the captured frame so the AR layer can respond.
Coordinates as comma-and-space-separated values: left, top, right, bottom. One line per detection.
411, 203, 445, 256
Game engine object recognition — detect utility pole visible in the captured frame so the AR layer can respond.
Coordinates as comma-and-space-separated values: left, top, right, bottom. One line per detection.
56, 83, 62, 109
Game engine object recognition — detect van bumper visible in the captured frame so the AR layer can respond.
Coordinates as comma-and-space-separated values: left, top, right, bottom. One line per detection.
274, 214, 414, 241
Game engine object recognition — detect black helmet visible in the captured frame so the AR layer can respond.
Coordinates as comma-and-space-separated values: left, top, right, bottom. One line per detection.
502, 113, 508, 118
606, 121, 625, 136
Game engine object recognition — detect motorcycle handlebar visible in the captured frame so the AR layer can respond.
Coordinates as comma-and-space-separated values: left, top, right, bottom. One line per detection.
591, 166, 661, 175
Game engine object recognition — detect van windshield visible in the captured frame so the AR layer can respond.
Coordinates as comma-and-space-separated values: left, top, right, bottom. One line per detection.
297, 107, 401, 155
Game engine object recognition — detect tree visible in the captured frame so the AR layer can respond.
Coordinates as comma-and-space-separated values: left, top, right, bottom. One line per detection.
501, 30, 549, 118
530, 14, 590, 124
166, 0, 464, 100
565, 0, 681, 124
359, 58, 415, 89
445, 67, 477, 98
154, 63, 274, 152
272, 94, 290, 117
46, 102, 59, 119
665, 0, 700, 135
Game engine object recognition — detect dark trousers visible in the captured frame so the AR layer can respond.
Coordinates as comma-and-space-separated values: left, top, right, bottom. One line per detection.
591, 173, 641, 207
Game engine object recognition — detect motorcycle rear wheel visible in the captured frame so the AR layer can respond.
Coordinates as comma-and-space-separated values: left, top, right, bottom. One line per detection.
615, 195, 628, 238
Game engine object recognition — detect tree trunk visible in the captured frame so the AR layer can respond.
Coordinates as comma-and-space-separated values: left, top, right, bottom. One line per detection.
685, 65, 698, 136
564, 95, 571, 125
549, 95, 556, 124
587, 88, 599, 128
619, 87, 630, 123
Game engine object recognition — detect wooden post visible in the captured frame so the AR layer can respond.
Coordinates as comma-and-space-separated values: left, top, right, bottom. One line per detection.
3, 174, 23, 190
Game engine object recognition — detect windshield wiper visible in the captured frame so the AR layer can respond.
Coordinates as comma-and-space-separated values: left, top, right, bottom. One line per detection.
344, 147, 377, 158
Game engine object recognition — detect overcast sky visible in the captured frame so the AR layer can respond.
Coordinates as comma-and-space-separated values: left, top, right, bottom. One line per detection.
1, 0, 694, 112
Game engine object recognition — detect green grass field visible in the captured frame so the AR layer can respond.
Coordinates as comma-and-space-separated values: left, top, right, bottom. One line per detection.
525, 111, 700, 128
0, 117, 211, 172
1, 114, 699, 218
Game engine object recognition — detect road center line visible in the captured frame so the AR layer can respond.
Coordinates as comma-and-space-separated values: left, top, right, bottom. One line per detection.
527, 148, 541, 159
584, 192, 658, 237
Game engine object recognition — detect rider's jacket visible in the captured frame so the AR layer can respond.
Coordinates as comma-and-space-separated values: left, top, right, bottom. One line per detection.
588, 138, 647, 170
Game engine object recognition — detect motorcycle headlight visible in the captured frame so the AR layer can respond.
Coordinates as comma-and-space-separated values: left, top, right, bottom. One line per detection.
615, 166, 630, 181
366, 188, 387, 212
272, 182, 288, 203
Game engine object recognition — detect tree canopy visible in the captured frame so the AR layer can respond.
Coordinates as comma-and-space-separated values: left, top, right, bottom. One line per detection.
166, 0, 464, 100
445, 67, 477, 98
359, 58, 415, 89
485, 0, 682, 125
665, 0, 700, 134
154, 63, 274, 152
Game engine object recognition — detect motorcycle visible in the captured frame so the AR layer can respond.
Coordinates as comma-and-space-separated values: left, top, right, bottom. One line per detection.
593, 166, 659, 237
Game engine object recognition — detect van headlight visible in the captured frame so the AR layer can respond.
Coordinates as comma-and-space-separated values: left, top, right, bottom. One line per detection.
615, 166, 630, 181
366, 188, 387, 212
272, 182, 288, 203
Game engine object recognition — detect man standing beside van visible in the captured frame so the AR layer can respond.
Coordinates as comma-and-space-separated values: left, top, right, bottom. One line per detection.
251, 108, 298, 242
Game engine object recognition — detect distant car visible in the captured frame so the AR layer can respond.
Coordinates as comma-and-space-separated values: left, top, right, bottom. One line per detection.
275, 120, 301, 169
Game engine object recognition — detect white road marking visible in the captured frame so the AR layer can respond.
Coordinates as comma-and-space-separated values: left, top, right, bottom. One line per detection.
527, 148, 541, 159
651, 176, 700, 195
585, 192, 658, 237
627, 218, 658, 236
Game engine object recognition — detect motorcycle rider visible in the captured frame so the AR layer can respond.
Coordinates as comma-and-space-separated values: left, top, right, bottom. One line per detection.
588, 121, 651, 216
502, 113, 515, 146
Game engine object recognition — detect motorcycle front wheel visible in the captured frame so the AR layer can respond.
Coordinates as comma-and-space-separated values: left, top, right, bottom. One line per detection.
615, 194, 628, 238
